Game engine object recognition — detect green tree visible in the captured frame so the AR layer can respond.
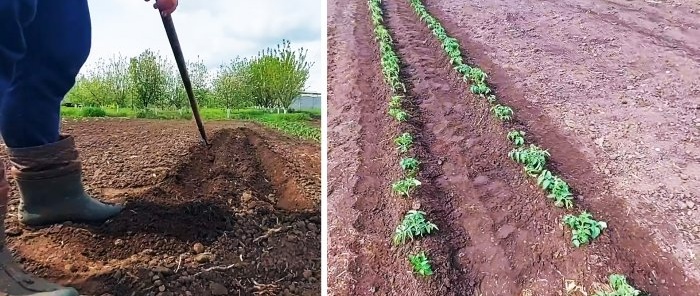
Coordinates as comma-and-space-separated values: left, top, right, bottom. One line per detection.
242, 40, 313, 112
188, 57, 212, 108
269, 40, 312, 112
128, 49, 168, 109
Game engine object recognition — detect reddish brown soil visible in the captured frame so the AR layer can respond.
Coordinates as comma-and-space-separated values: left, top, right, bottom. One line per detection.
1, 119, 321, 296
328, 0, 700, 295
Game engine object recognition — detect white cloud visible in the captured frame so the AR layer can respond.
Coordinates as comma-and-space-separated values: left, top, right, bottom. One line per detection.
83, 0, 325, 92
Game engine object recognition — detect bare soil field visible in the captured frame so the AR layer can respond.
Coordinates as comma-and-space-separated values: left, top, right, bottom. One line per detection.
327, 0, 700, 295
1, 119, 321, 296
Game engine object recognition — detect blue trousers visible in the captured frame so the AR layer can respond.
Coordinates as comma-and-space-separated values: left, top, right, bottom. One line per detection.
0, 0, 91, 148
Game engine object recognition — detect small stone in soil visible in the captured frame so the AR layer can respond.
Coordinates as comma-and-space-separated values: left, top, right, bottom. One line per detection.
158, 285, 166, 292
192, 243, 205, 254
210, 282, 228, 295
5, 227, 22, 236
154, 280, 163, 286
195, 253, 212, 263
113, 239, 124, 246
65, 264, 79, 273
154, 266, 174, 275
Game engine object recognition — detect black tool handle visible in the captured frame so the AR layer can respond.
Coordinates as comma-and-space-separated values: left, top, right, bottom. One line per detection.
161, 14, 209, 145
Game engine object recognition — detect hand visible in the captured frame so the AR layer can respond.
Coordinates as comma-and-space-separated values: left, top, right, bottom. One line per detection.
145, 0, 178, 16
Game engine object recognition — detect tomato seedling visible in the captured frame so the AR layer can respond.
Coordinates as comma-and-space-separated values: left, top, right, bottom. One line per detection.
507, 130, 526, 146
393, 210, 438, 245
400, 157, 420, 176
563, 212, 607, 247
389, 108, 409, 122
595, 274, 641, 296
389, 95, 403, 109
509, 144, 550, 177
470, 83, 491, 95
391, 177, 421, 197
409, 251, 433, 276
454, 63, 472, 76
394, 132, 414, 153
491, 104, 513, 121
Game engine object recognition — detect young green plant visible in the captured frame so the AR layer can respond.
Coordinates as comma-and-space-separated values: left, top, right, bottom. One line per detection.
595, 274, 641, 296
394, 132, 414, 153
507, 130, 525, 146
389, 108, 409, 122
491, 104, 513, 121
392, 177, 421, 197
509, 144, 550, 177
400, 157, 420, 176
408, 251, 433, 276
393, 210, 438, 245
563, 212, 607, 247
537, 170, 574, 209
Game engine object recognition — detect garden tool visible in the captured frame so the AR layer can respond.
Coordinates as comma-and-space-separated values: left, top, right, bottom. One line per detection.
160, 14, 209, 146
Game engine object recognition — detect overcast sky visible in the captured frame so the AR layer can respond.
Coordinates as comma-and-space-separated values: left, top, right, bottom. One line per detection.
84, 0, 324, 92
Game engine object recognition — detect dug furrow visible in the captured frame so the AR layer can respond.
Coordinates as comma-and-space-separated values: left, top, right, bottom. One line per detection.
379, 0, 598, 294
327, 0, 420, 293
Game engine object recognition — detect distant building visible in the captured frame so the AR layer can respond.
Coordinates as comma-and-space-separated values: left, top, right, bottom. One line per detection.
290, 92, 321, 110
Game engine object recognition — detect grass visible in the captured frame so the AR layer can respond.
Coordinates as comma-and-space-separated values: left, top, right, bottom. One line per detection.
60, 106, 321, 142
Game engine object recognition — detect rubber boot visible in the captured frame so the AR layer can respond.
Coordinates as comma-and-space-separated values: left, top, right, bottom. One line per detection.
7, 135, 122, 227
0, 162, 79, 296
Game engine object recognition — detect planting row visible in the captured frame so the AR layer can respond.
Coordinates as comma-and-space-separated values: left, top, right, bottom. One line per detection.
367, 0, 437, 277
405, 0, 641, 294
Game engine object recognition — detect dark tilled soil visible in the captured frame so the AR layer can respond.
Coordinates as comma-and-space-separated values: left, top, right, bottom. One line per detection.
1, 119, 321, 296
328, 0, 700, 295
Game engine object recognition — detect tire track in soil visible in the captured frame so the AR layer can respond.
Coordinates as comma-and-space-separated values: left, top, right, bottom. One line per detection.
383, 0, 594, 294
412, 0, 700, 294
9, 127, 321, 295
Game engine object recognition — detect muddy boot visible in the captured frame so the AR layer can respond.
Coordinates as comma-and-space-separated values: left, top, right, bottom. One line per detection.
0, 162, 79, 296
7, 135, 122, 227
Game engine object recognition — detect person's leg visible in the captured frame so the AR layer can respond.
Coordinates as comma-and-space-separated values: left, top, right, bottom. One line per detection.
0, 0, 34, 97
0, 0, 91, 147
0, 162, 80, 296
0, 0, 122, 227
1, 3, 82, 295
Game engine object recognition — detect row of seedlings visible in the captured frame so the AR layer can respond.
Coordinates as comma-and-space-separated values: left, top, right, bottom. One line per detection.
405, 0, 641, 293
406, 0, 606, 249
367, 0, 437, 277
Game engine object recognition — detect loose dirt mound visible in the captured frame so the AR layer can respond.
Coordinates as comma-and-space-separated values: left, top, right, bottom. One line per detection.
3, 120, 321, 296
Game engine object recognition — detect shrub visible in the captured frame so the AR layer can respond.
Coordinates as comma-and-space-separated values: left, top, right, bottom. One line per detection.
81, 107, 107, 117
